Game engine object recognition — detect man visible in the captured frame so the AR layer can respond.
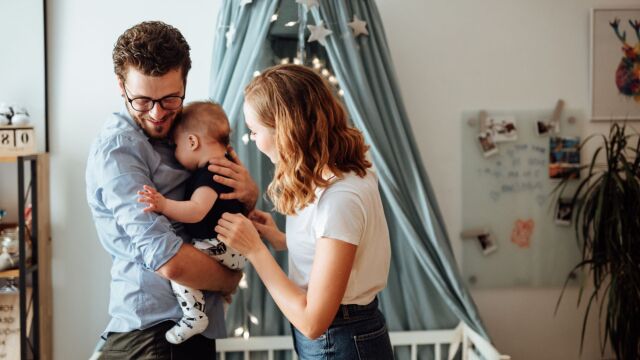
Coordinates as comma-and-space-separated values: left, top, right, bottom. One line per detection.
86, 21, 257, 359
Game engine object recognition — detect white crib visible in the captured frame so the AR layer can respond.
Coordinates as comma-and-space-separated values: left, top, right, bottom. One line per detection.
216, 322, 510, 360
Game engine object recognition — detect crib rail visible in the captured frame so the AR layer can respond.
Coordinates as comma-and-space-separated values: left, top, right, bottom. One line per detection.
216, 323, 509, 360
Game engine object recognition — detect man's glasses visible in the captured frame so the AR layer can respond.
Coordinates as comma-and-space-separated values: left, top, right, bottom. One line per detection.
123, 83, 185, 112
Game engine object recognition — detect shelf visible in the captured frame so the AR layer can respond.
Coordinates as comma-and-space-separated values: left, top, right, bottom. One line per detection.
0, 269, 19, 279
0, 153, 41, 163
0, 152, 51, 359
0, 156, 18, 163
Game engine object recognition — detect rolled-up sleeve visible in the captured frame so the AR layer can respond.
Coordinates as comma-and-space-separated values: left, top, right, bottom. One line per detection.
95, 135, 183, 271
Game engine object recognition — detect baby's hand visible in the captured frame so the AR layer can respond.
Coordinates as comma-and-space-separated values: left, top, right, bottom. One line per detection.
137, 185, 166, 213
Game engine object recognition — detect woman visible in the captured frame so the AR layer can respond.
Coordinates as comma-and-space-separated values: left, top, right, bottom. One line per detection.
215, 64, 394, 359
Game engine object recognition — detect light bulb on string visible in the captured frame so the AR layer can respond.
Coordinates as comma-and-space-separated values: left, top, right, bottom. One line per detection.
239, 273, 248, 289
234, 326, 244, 337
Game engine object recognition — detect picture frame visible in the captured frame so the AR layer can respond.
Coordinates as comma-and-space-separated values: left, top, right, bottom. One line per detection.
548, 136, 580, 179
555, 198, 573, 226
590, 8, 640, 121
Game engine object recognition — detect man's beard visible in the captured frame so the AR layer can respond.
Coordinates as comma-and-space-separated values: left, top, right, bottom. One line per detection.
130, 109, 180, 139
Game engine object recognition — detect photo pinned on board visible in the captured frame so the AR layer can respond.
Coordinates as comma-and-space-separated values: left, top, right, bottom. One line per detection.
549, 136, 580, 179
460, 227, 497, 256
555, 198, 573, 226
487, 116, 518, 142
477, 233, 498, 255
478, 130, 498, 158
536, 119, 560, 136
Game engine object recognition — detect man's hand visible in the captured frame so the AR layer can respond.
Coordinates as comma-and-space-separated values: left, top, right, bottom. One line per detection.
137, 185, 167, 213
208, 146, 259, 210
221, 275, 241, 304
220, 268, 243, 297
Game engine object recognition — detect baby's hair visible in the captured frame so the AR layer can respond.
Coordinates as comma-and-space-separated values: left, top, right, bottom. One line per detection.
175, 100, 230, 146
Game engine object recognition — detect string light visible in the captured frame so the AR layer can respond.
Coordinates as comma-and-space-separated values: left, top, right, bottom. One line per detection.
239, 272, 248, 289
234, 7, 347, 337
234, 326, 244, 337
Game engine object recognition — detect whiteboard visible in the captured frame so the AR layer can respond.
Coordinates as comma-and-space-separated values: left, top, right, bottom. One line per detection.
461, 109, 583, 288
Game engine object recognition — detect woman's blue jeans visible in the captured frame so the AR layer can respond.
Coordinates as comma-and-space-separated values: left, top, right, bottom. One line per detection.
291, 297, 394, 359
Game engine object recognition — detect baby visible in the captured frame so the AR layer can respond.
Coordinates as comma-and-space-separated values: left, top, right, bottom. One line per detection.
137, 100, 246, 344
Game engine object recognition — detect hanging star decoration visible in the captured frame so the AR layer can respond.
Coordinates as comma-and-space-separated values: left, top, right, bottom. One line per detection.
307, 21, 333, 46
348, 15, 368, 37
295, 0, 319, 13
240, 0, 253, 7
225, 24, 236, 48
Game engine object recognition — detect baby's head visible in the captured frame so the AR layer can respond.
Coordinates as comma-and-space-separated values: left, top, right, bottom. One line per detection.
173, 100, 230, 171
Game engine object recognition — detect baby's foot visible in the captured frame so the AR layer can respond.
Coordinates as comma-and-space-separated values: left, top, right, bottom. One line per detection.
165, 310, 209, 344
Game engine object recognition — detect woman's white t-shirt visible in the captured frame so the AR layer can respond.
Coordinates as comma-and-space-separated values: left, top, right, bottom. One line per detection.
285, 169, 391, 305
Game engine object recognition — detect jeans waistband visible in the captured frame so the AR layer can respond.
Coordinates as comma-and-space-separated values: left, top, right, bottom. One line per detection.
333, 297, 379, 323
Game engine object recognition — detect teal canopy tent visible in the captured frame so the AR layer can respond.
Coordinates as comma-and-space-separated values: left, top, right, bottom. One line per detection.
210, 1, 489, 357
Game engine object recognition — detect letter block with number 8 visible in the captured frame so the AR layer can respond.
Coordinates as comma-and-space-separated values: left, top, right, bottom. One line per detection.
0, 126, 36, 156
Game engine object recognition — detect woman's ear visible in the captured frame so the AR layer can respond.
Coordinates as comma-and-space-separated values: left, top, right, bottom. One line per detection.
188, 134, 200, 150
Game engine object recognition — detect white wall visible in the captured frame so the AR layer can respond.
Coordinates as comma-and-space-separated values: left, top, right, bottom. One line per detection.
47, 0, 633, 359
0, 0, 45, 222
375, 0, 631, 359
0, 0, 46, 153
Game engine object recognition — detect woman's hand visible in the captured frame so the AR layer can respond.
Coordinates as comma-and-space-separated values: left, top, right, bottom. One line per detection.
249, 210, 286, 250
208, 146, 259, 210
137, 185, 166, 213
216, 212, 265, 259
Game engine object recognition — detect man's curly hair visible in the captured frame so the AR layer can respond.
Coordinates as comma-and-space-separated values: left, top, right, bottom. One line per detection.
113, 21, 191, 83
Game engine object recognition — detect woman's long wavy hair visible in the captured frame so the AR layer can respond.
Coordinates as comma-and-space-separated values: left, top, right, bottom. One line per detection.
244, 64, 371, 215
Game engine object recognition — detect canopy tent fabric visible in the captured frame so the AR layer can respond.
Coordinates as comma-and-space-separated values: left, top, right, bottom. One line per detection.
209, 0, 489, 345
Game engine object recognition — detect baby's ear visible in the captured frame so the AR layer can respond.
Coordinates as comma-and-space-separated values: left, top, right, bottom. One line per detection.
187, 134, 200, 150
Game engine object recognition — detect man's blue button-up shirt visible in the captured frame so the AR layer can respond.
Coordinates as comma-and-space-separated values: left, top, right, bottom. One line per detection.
86, 109, 225, 339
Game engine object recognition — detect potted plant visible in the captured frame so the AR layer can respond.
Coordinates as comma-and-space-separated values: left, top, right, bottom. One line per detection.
554, 123, 640, 360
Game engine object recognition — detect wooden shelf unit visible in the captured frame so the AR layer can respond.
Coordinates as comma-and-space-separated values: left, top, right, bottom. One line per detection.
0, 269, 19, 279
0, 153, 51, 360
